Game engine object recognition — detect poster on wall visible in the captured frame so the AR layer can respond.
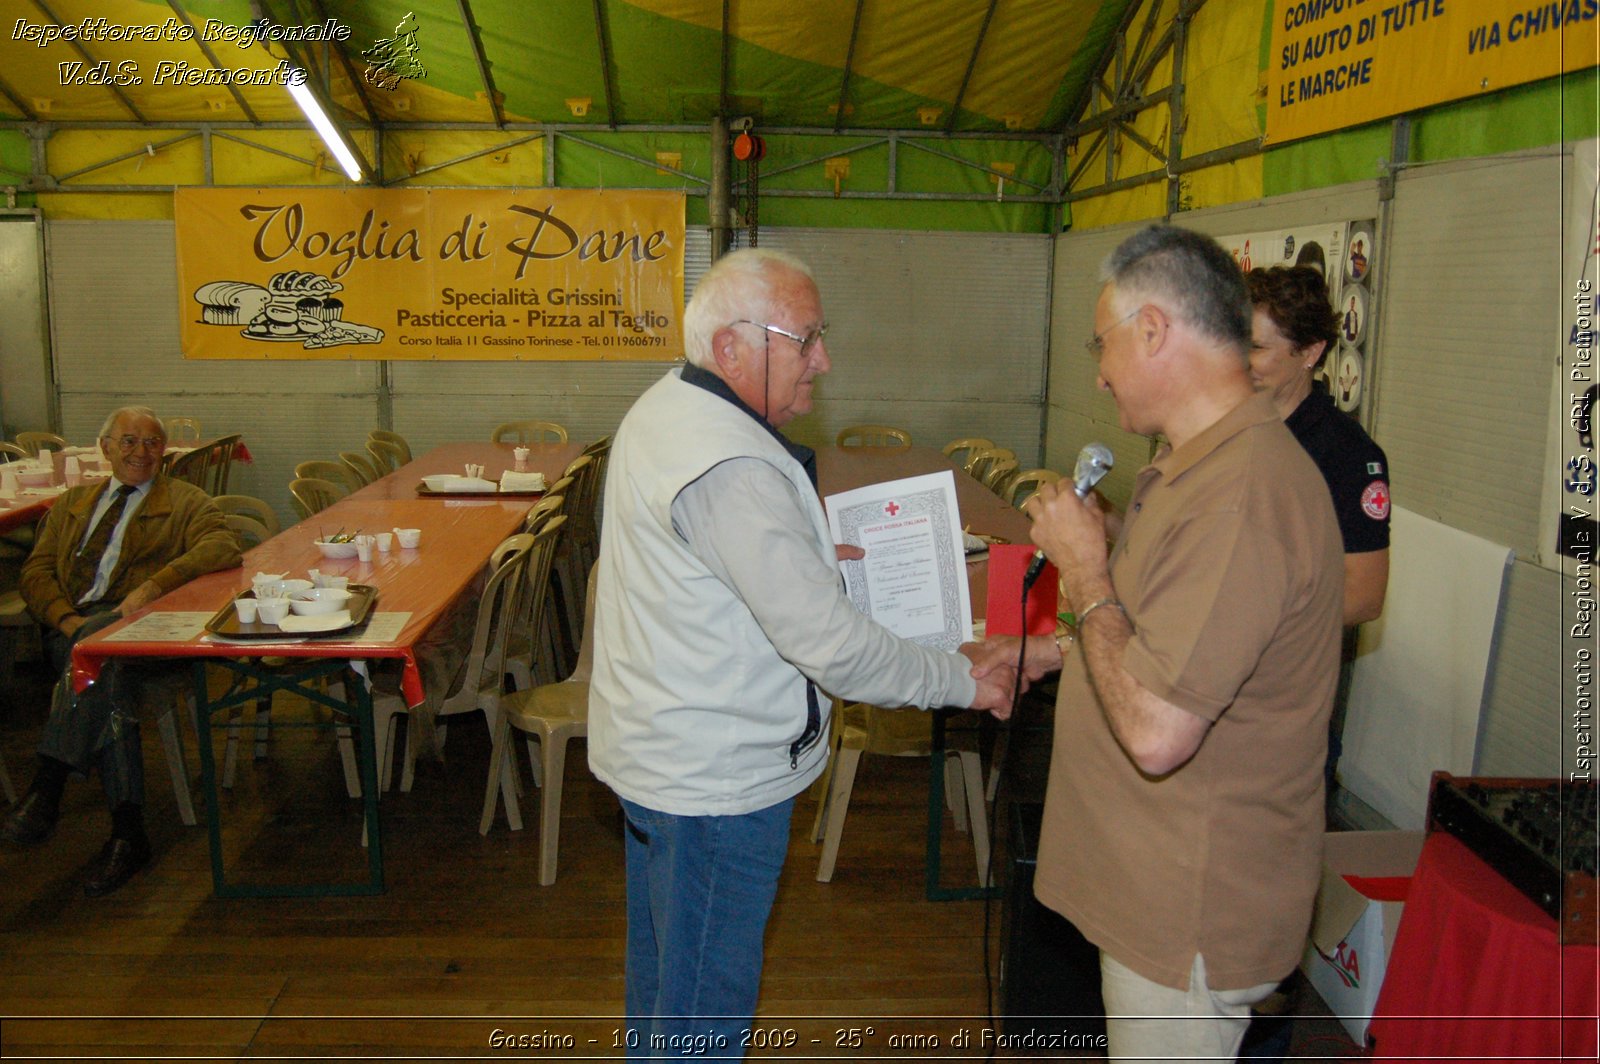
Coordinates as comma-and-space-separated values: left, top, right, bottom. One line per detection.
1266, 0, 1598, 144
1218, 222, 1376, 415
175, 188, 685, 361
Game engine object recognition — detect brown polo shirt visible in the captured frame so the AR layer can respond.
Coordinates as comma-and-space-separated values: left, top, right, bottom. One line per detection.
1034, 393, 1343, 991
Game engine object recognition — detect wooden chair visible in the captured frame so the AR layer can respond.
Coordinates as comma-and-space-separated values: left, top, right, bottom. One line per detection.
14, 431, 67, 457
480, 561, 599, 886
943, 437, 995, 471
811, 700, 989, 885
340, 450, 381, 486
0, 442, 29, 463
367, 429, 413, 465
203, 435, 243, 495
837, 425, 912, 449
289, 477, 344, 520
294, 460, 362, 496
165, 417, 202, 446
366, 438, 407, 475
370, 532, 536, 793
1004, 468, 1061, 509
492, 420, 568, 444
165, 443, 212, 490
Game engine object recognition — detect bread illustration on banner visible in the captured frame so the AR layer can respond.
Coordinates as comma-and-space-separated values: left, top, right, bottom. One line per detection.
192, 271, 383, 349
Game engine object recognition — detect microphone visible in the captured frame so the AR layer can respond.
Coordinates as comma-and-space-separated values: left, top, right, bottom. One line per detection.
1022, 442, 1114, 591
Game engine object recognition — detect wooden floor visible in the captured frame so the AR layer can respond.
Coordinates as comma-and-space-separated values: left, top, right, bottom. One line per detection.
0, 658, 1358, 1061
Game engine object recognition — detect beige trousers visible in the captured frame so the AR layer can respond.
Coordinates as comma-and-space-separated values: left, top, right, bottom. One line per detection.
1099, 951, 1278, 1063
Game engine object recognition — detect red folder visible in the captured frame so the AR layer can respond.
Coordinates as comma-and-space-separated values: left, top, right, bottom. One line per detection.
985, 543, 1059, 636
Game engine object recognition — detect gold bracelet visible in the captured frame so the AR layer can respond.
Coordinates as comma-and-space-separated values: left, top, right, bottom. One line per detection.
1076, 596, 1129, 630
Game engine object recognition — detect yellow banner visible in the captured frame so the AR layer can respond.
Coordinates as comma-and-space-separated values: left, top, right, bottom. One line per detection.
1266, 0, 1599, 145
175, 188, 685, 360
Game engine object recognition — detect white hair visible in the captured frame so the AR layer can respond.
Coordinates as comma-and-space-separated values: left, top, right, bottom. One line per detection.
682, 248, 815, 368
98, 405, 166, 441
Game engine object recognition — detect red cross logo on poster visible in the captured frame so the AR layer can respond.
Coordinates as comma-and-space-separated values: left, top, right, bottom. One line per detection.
884, 501, 900, 517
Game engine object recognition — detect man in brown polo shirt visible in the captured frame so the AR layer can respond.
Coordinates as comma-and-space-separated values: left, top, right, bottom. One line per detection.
995, 225, 1343, 1059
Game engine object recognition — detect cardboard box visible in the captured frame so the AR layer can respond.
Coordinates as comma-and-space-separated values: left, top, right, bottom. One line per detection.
1300, 830, 1426, 1043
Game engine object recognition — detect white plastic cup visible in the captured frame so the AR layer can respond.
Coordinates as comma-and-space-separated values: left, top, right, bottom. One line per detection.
375, 532, 393, 552
233, 598, 258, 623
355, 536, 372, 562
63, 456, 80, 475
394, 527, 421, 549
256, 598, 290, 624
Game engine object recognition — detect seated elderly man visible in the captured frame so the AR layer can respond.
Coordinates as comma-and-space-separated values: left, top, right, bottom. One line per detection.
0, 407, 240, 896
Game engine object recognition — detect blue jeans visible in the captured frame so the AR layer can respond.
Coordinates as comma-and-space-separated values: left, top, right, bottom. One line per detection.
619, 795, 795, 1060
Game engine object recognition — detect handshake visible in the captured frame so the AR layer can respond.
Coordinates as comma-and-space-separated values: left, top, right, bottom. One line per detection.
957, 634, 1064, 720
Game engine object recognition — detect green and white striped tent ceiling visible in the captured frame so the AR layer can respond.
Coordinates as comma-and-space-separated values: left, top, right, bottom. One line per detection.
0, 0, 1142, 133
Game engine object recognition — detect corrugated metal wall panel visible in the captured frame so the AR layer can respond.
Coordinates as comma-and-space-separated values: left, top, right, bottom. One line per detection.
45, 221, 378, 399
1376, 154, 1561, 554
758, 229, 1049, 463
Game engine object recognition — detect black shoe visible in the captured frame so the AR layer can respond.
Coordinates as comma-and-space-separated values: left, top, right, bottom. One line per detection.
0, 790, 60, 847
82, 834, 151, 897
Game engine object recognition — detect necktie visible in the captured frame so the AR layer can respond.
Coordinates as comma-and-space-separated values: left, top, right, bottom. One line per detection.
65, 484, 136, 606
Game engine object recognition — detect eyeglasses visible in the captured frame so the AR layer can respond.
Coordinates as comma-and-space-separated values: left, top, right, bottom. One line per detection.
1085, 309, 1139, 359
104, 435, 165, 452
731, 319, 829, 358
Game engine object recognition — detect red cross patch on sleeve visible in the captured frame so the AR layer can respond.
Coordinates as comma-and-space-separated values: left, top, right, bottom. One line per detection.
1361, 480, 1390, 520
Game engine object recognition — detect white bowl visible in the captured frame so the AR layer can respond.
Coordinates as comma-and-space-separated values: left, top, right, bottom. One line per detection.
314, 539, 360, 559
420, 474, 457, 491
279, 578, 314, 596
289, 587, 353, 615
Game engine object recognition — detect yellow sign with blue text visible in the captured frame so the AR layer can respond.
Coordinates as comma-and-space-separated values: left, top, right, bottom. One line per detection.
175, 188, 685, 360
1266, 0, 1599, 144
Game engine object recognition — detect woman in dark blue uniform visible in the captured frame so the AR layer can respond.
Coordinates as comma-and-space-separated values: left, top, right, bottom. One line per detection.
1246, 266, 1390, 626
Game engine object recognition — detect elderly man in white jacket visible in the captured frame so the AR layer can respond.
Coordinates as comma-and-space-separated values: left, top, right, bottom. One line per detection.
589, 247, 1014, 1058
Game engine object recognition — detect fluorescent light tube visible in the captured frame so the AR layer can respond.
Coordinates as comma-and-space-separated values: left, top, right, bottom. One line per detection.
286, 73, 362, 181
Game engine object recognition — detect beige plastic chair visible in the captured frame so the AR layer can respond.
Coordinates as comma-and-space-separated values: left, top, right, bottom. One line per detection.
480, 562, 599, 886
1005, 468, 1061, 509
289, 477, 344, 520
223, 513, 272, 551
165, 417, 202, 446
212, 495, 281, 537
492, 420, 568, 444
14, 431, 67, 457
811, 700, 989, 885
294, 459, 363, 496
981, 456, 1020, 494
965, 446, 1015, 486
367, 429, 414, 465
837, 425, 912, 449
370, 532, 536, 793
943, 437, 995, 471
366, 438, 407, 475
0, 442, 29, 463
340, 450, 381, 486
505, 507, 568, 692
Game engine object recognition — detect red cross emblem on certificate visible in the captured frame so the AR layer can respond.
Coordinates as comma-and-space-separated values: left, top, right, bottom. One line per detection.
884, 501, 900, 516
